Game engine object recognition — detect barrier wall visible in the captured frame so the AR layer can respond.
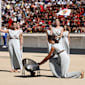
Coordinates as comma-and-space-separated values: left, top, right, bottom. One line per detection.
1, 33, 85, 49
70, 34, 85, 49
23, 33, 85, 49
23, 33, 48, 48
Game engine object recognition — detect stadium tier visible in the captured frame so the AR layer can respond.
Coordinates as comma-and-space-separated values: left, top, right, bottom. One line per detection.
2, 0, 85, 33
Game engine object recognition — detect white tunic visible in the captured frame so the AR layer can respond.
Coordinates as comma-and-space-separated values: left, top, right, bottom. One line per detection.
52, 27, 63, 45
47, 29, 58, 58
8, 29, 23, 70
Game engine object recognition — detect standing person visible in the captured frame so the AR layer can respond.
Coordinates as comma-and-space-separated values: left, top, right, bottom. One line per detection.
46, 25, 58, 58
1, 24, 7, 48
46, 25, 53, 52
0, 22, 23, 72
52, 19, 63, 45
62, 25, 70, 54
38, 40, 84, 78
48, 19, 64, 73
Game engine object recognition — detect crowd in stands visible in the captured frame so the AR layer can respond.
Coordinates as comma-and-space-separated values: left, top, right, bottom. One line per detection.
2, 0, 85, 33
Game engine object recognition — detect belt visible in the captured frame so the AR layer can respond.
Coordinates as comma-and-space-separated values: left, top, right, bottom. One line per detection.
62, 36, 67, 38
57, 50, 64, 55
10, 38, 19, 39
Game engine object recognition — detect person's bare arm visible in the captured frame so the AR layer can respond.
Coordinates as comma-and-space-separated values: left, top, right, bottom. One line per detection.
38, 47, 55, 65
49, 25, 53, 35
60, 27, 63, 37
0, 29, 9, 33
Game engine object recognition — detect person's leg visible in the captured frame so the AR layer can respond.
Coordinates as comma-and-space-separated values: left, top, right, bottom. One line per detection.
2, 36, 5, 46
4, 33, 7, 46
65, 72, 81, 78
60, 51, 70, 78
8, 41, 14, 71
13, 40, 23, 70
49, 57, 61, 78
60, 51, 82, 78
48, 42, 62, 77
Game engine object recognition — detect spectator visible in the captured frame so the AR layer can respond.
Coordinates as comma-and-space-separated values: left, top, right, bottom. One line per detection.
1, 24, 8, 48
2, 0, 85, 33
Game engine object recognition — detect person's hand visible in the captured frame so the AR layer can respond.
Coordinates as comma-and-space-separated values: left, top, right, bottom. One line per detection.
55, 36, 61, 39
57, 36, 61, 38
38, 63, 41, 65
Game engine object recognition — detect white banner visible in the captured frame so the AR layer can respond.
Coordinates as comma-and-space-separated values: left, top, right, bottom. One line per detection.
57, 8, 71, 17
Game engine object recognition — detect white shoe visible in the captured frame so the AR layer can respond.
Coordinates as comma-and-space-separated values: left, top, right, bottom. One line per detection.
2, 45, 7, 48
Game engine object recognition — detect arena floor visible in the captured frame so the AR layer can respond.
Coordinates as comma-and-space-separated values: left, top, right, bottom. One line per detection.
0, 51, 85, 85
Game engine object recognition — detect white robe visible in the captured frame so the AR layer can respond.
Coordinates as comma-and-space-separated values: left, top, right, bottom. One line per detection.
49, 43, 81, 78
62, 31, 70, 54
8, 29, 23, 70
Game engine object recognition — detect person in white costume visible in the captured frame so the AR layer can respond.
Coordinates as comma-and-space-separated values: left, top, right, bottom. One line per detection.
1, 24, 7, 48
46, 25, 59, 58
0, 22, 23, 72
47, 20, 64, 75
46, 26, 53, 52
38, 39, 84, 78
52, 19, 63, 45
62, 25, 70, 54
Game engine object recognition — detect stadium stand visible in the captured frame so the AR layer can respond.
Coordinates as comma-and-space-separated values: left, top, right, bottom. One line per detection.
2, 0, 85, 33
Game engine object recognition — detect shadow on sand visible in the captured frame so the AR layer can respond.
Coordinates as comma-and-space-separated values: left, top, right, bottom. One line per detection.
0, 70, 10, 72
14, 75, 55, 78
14, 69, 55, 78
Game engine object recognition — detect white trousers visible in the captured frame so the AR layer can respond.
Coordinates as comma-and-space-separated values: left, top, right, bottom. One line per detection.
49, 51, 81, 78
8, 39, 22, 70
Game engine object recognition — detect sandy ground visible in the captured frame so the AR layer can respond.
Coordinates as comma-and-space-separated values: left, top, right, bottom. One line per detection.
0, 51, 85, 85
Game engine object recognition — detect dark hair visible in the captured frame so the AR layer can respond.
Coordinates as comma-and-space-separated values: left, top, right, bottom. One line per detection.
48, 35, 59, 43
